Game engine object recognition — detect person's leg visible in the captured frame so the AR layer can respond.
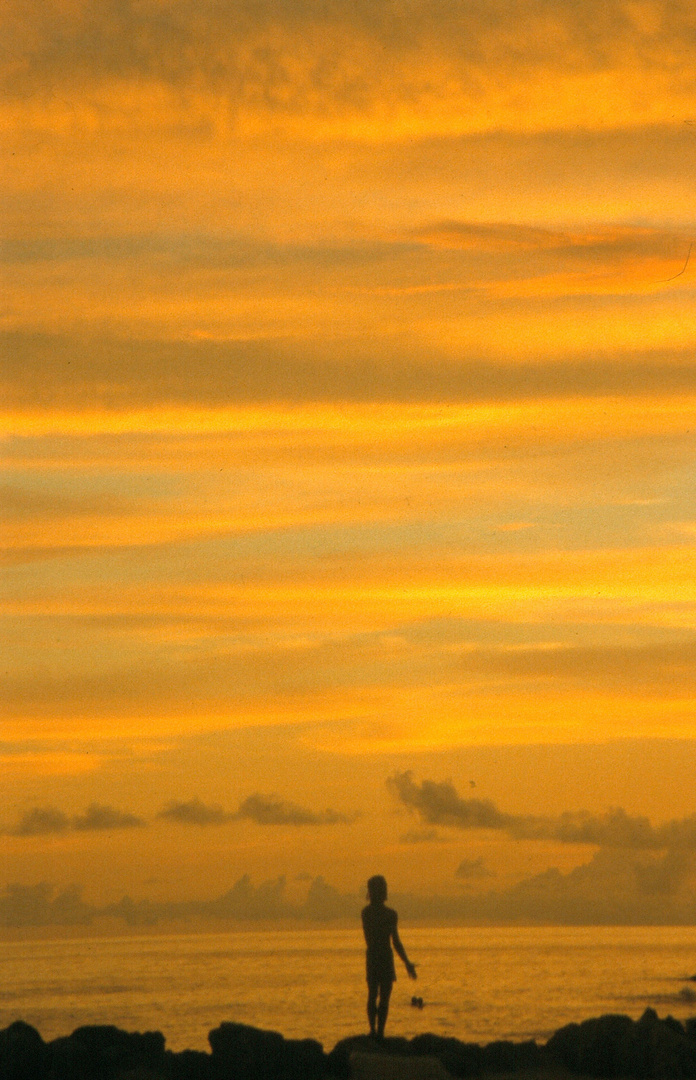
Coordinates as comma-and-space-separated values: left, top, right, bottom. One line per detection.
367, 981, 378, 1035
376, 980, 393, 1038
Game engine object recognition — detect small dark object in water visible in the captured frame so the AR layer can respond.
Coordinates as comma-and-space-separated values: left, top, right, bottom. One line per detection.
411, 996, 424, 1009
688, 973, 696, 981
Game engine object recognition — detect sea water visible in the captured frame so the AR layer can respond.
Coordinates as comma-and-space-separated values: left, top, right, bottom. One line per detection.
2, 925, 696, 1053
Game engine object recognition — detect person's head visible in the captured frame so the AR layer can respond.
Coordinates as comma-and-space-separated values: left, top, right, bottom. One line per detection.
367, 875, 388, 904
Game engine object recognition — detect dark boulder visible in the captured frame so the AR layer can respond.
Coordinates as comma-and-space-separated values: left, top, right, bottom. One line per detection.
481, 1038, 543, 1073
208, 1021, 325, 1080
481, 1040, 517, 1073
0, 1020, 50, 1080
547, 1021, 582, 1072
48, 1025, 166, 1079
49, 1033, 94, 1079
409, 1034, 484, 1077
633, 1008, 696, 1079
325, 1035, 411, 1078
547, 1014, 634, 1076
547, 1010, 696, 1079
165, 1048, 214, 1079
280, 1037, 326, 1079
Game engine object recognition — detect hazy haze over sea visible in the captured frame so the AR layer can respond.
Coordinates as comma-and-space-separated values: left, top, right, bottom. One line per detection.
3, 925, 696, 1053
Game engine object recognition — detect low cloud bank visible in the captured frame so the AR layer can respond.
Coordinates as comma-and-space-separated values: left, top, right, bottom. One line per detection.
3, 843, 696, 928
388, 772, 696, 850
0, 875, 359, 928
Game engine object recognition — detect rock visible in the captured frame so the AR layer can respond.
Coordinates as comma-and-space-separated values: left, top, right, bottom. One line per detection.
634, 1007, 696, 1079
547, 1014, 634, 1076
481, 1038, 543, 1073
546, 1021, 581, 1072
48, 1025, 166, 1079
208, 1021, 284, 1080
325, 1036, 411, 1079
281, 1037, 326, 1079
547, 1010, 696, 1079
410, 1034, 484, 1077
49, 1033, 94, 1079
208, 1021, 325, 1080
350, 1051, 454, 1079
165, 1048, 214, 1079
0, 1020, 50, 1080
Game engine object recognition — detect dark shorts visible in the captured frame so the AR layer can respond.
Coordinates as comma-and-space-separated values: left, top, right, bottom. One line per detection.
366, 951, 396, 988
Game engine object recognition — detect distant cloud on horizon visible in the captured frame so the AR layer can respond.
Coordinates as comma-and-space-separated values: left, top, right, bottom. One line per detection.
4, 847, 696, 928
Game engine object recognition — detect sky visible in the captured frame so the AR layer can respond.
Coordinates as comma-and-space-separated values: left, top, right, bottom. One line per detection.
2, 0, 696, 927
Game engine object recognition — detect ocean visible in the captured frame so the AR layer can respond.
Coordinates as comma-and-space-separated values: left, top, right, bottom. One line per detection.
2, 925, 696, 1053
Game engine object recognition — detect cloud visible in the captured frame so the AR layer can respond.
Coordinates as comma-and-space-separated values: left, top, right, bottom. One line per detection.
4, 853, 696, 927
388, 772, 696, 851
388, 846, 696, 925
4, 0, 696, 138
7, 803, 144, 835
0, 483, 142, 521
388, 773, 513, 830
71, 803, 145, 830
0, 875, 347, 927
484, 846, 696, 924
234, 794, 353, 826
5, 585, 696, 752
10, 806, 70, 836
455, 857, 495, 880
405, 221, 695, 298
6, 794, 354, 836
104, 874, 358, 925
157, 794, 354, 826
0, 883, 94, 927
157, 798, 230, 825
6, 333, 696, 411
400, 828, 443, 844
410, 222, 682, 257
442, 641, 696, 697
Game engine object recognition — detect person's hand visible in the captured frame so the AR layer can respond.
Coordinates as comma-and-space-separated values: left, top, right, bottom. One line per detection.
406, 961, 417, 980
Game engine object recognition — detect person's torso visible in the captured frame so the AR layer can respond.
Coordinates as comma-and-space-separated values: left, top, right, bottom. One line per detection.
362, 904, 396, 956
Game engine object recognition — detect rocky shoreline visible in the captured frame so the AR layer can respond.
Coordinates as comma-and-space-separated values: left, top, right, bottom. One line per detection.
3, 1008, 696, 1079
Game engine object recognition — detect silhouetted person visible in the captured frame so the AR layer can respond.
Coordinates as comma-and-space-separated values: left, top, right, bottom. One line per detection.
361, 875, 417, 1038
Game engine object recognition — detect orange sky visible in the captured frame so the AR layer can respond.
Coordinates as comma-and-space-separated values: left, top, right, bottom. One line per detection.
2, 0, 696, 922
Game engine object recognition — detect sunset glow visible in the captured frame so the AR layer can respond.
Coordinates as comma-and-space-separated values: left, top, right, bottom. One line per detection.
3, 0, 696, 923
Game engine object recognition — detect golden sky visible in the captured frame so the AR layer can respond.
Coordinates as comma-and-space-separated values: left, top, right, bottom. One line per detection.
2, 0, 696, 922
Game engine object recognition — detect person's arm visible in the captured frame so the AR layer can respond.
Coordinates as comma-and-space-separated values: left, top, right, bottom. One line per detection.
392, 918, 417, 979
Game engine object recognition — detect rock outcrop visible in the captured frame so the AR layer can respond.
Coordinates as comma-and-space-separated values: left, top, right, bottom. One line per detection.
547, 1008, 696, 1079
0, 1007, 695, 1078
